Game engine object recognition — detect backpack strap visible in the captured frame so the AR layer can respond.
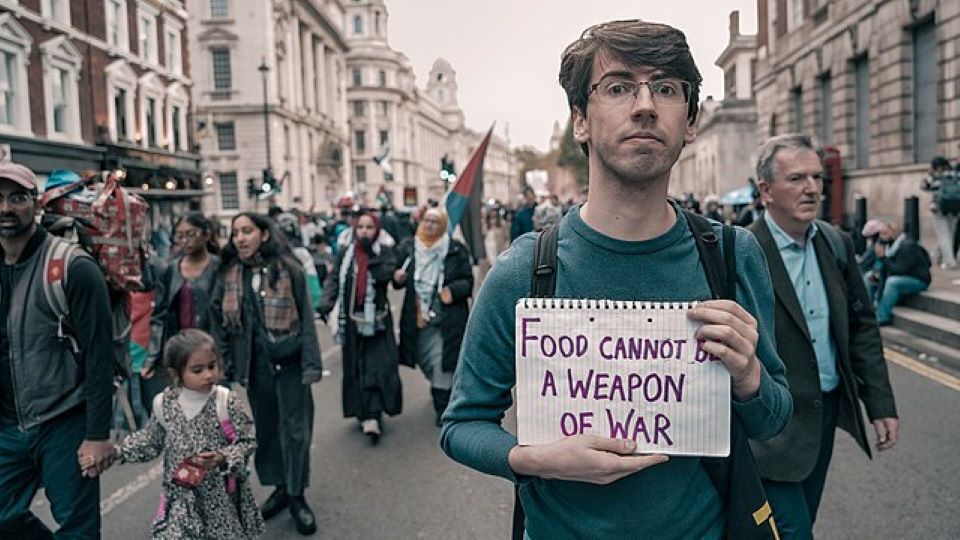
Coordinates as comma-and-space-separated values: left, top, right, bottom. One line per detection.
42, 236, 87, 354
215, 385, 238, 444
684, 210, 736, 300
530, 225, 559, 298
815, 219, 848, 270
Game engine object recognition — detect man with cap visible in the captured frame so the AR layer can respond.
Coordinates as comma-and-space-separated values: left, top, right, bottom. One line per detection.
0, 162, 116, 538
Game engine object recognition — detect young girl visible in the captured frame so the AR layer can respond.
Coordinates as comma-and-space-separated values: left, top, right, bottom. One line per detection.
97, 329, 264, 539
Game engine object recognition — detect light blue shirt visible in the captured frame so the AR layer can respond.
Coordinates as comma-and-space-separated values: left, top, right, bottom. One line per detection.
764, 211, 839, 392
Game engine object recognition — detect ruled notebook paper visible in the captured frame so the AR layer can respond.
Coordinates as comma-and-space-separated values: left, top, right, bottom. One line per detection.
515, 298, 731, 457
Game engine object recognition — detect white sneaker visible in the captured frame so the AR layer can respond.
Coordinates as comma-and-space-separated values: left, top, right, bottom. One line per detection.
361, 419, 381, 435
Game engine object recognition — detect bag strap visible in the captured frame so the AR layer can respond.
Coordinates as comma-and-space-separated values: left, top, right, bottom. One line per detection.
42, 236, 88, 354
530, 224, 559, 297
215, 385, 230, 423
815, 219, 848, 270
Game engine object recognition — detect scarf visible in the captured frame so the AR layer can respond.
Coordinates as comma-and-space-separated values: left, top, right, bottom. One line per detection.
414, 234, 449, 311
221, 261, 299, 334
336, 242, 380, 341
352, 212, 382, 309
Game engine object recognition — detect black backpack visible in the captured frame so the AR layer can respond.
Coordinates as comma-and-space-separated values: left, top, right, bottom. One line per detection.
512, 210, 779, 540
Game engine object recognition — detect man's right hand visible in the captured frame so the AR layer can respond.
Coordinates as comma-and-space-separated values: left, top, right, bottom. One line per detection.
507, 435, 668, 485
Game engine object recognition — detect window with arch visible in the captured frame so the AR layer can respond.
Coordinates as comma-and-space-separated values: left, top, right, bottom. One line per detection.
40, 36, 82, 141
0, 14, 33, 135
166, 83, 188, 152
353, 15, 363, 35
105, 60, 136, 142
138, 73, 165, 148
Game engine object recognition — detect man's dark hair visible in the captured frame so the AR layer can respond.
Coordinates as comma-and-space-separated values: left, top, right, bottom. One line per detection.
931, 156, 951, 171
559, 20, 703, 155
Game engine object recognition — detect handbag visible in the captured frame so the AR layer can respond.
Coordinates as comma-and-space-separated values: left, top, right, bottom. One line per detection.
261, 331, 302, 368
171, 456, 208, 489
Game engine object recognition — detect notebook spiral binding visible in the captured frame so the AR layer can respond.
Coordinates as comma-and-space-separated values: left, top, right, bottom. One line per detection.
520, 299, 697, 310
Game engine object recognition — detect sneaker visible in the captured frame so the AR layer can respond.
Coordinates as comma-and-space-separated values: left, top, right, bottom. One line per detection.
361, 418, 381, 445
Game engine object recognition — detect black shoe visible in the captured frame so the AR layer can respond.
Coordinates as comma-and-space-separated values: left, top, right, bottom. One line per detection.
289, 495, 318, 535
260, 487, 290, 520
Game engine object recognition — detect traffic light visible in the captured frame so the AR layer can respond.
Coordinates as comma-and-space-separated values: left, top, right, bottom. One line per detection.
261, 169, 274, 196
439, 155, 456, 184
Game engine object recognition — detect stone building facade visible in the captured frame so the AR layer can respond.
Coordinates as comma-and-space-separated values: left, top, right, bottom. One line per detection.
344, 0, 515, 210
673, 11, 759, 205
0, 0, 201, 223
188, 0, 351, 221
754, 0, 959, 243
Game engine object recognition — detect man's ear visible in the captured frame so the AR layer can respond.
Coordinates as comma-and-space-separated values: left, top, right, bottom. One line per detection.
684, 118, 697, 145
572, 108, 589, 144
756, 179, 772, 204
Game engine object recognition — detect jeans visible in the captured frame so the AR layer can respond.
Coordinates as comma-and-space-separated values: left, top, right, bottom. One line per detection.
875, 275, 929, 324
763, 390, 840, 540
931, 212, 958, 267
0, 408, 101, 539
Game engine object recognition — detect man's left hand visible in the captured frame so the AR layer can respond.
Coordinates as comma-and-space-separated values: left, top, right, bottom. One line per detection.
872, 418, 899, 451
78, 439, 115, 477
688, 300, 762, 401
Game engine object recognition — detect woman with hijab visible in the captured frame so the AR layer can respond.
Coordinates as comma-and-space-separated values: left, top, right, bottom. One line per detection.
393, 208, 473, 425
209, 212, 322, 535
319, 211, 400, 444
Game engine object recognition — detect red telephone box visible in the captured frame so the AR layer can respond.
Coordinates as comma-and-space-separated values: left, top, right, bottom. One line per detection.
823, 146, 844, 225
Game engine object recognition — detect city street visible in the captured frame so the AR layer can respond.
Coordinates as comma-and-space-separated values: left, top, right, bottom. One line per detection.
29, 316, 959, 539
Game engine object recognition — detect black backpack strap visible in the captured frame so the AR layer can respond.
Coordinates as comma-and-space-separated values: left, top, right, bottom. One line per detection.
685, 210, 734, 300
530, 225, 559, 298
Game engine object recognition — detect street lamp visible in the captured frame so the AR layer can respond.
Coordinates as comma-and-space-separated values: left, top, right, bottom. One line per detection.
258, 59, 274, 203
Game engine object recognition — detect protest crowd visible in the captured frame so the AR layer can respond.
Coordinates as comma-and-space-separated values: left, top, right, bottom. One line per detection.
1, 16, 930, 540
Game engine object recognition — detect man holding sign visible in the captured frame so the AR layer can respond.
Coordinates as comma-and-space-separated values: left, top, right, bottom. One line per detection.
440, 20, 792, 539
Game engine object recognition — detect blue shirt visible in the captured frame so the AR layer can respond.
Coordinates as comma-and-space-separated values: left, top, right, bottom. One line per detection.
763, 211, 839, 392
441, 204, 792, 539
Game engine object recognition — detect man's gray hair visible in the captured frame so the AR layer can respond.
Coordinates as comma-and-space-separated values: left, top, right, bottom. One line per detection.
754, 133, 825, 183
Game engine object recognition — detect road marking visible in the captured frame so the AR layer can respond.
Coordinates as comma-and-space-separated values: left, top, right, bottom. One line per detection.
101, 464, 163, 515
96, 342, 343, 515
885, 347, 960, 392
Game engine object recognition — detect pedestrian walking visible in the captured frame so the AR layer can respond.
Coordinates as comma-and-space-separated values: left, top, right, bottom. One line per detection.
210, 212, 322, 535
319, 211, 401, 444
440, 20, 790, 539
148, 212, 222, 413
0, 161, 116, 538
102, 329, 264, 539
748, 133, 899, 539
393, 208, 474, 426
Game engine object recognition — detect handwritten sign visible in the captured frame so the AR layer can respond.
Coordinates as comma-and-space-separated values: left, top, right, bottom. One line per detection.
515, 299, 730, 457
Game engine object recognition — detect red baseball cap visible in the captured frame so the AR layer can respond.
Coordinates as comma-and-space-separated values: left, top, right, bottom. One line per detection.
0, 161, 38, 192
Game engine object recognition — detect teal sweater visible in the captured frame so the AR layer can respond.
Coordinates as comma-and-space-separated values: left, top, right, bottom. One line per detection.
439, 205, 792, 539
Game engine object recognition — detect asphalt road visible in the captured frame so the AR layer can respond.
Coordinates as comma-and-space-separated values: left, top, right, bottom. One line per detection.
33, 322, 960, 539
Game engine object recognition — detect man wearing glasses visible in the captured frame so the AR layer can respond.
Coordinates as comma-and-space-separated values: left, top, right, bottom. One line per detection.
440, 20, 791, 538
0, 162, 116, 537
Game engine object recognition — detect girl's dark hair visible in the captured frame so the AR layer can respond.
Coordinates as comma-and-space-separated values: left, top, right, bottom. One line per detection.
220, 212, 301, 287
174, 212, 220, 255
164, 329, 217, 378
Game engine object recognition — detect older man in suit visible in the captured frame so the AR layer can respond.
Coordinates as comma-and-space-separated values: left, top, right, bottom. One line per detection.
747, 134, 899, 539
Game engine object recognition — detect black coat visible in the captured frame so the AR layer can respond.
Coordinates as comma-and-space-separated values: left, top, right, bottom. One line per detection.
319, 244, 401, 418
393, 238, 473, 373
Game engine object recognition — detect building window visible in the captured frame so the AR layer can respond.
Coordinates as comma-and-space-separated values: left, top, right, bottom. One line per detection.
786, 0, 803, 32
352, 100, 365, 117
0, 14, 32, 135
379, 130, 389, 146
51, 68, 70, 134
354, 164, 367, 184
378, 100, 389, 116
378, 70, 386, 87
210, 0, 229, 19
211, 48, 232, 97
215, 122, 236, 151
791, 86, 802, 132
138, 5, 159, 64
353, 15, 362, 35
913, 21, 937, 164
105, 0, 128, 50
145, 97, 158, 146
724, 66, 737, 99
854, 56, 870, 169
164, 19, 182, 75
354, 130, 366, 153
166, 83, 188, 152
113, 87, 127, 139
219, 172, 239, 210
171, 105, 181, 150
42, 0, 71, 26
818, 74, 832, 146
352, 68, 362, 87
0, 51, 16, 127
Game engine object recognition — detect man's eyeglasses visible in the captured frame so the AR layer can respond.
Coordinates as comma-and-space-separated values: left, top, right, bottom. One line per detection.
174, 230, 203, 241
0, 192, 34, 207
588, 78, 691, 108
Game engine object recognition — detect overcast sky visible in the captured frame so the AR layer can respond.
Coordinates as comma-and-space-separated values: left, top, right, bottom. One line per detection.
387, 0, 758, 151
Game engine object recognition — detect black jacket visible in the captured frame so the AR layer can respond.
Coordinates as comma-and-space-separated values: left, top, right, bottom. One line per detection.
393, 237, 473, 372
883, 236, 931, 284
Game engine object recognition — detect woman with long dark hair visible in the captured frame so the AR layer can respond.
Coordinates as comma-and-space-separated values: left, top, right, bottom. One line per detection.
210, 212, 322, 536
393, 207, 473, 425
319, 211, 400, 444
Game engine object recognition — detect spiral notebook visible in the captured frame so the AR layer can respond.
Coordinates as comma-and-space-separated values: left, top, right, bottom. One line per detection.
515, 298, 730, 457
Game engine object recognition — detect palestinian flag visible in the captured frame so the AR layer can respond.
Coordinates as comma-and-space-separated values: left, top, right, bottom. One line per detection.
446, 125, 494, 263
128, 291, 154, 373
